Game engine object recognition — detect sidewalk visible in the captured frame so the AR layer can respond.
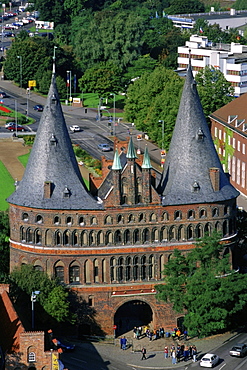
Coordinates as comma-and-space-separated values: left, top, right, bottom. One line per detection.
89, 330, 239, 368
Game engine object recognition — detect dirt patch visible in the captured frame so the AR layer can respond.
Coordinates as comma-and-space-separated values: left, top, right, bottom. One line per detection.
0, 138, 31, 181
0, 138, 90, 183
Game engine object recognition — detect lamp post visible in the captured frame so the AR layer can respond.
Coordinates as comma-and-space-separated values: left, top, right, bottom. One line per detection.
159, 120, 165, 150
66, 70, 72, 105
17, 55, 22, 89
26, 88, 30, 119
110, 93, 116, 136
31, 290, 40, 330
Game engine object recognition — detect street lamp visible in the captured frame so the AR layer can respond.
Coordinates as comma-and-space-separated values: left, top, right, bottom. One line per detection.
17, 55, 22, 89
26, 88, 30, 119
110, 93, 116, 136
159, 120, 165, 150
31, 290, 40, 330
66, 70, 72, 105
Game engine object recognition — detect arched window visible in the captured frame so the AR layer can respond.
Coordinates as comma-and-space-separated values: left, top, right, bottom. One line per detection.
79, 216, 85, 226
124, 229, 130, 244
215, 221, 221, 232
161, 227, 168, 241
117, 214, 124, 224
174, 210, 182, 220
45, 229, 52, 245
36, 215, 43, 224
149, 255, 154, 279
126, 257, 131, 281
27, 228, 33, 243
35, 229, 41, 244
212, 207, 219, 217
133, 229, 140, 243
199, 209, 207, 218
91, 217, 97, 225
102, 259, 106, 283
196, 224, 203, 239
106, 231, 113, 245
54, 261, 64, 283
159, 254, 165, 279
84, 260, 90, 283
162, 212, 169, 221
152, 228, 159, 242
94, 259, 99, 283
141, 255, 146, 280
110, 257, 116, 282
55, 231, 62, 245
128, 214, 134, 223
178, 226, 185, 241
117, 257, 124, 282
81, 231, 87, 245
139, 213, 145, 222
97, 231, 104, 245
20, 226, 25, 242
143, 228, 150, 243
28, 352, 36, 362
54, 216, 60, 225
224, 205, 229, 215
133, 256, 139, 280
115, 230, 122, 244
223, 220, 228, 237
187, 225, 194, 240
205, 223, 212, 236
105, 215, 113, 225
169, 226, 176, 240
187, 210, 195, 220
69, 262, 80, 284
22, 212, 28, 222
63, 230, 70, 245
72, 230, 79, 246
150, 213, 157, 222
89, 231, 96, 246
66, 216, 72, 226
34, 264, 43, 272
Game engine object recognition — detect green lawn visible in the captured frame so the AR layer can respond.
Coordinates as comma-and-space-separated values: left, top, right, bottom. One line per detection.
18, 152, 30, 167
0, 162, 15, 211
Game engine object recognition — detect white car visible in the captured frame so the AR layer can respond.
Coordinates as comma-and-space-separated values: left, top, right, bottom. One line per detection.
69, 125, 80, 132
200, 353, 219, 368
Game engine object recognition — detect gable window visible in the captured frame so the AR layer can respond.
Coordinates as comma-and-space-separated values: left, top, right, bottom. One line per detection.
28, 352, 36, 362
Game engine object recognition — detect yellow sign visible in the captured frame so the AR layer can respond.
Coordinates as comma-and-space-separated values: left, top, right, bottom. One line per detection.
28, 80, 36, 87
52, 353, 59, 370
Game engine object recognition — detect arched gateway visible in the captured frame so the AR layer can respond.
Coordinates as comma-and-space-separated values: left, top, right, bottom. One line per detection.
114, 300, 153, 336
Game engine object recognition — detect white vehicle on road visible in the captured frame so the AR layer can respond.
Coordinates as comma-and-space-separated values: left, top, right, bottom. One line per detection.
69, 125, 81, 132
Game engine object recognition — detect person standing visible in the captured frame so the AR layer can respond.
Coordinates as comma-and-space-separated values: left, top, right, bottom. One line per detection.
171, 350, 177, 365
164, 346, 169, 358
192, 346, 197, 362
122, 336, 127, 350
141, 347, 147, 360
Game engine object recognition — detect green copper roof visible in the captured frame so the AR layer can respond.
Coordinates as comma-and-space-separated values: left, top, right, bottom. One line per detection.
126, 136, 137, 159
112, 149, 122, 170
142, 146, 152, 169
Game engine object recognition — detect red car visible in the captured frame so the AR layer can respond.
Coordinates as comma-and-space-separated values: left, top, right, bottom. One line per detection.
6, 124, 25, 132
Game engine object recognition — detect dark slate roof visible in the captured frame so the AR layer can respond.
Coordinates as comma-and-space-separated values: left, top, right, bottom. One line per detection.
8, 73, 103, 210
159, 64, 239, 206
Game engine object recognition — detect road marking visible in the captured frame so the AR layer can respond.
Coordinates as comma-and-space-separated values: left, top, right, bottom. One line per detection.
219, 363, 226, 370
233, 356, 247, 369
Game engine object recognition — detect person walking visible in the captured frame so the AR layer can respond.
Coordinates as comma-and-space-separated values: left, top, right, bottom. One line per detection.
122, 336, 127, 350
141, 347, 147, 360
192, 345, 197, 362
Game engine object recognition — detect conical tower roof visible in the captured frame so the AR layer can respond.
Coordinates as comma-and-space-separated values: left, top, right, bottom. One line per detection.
142, 146, 152, 169
112, 149, 122, 170
8, 73, 102, 210
159, 64, 239, 205
126, 136, 137, 159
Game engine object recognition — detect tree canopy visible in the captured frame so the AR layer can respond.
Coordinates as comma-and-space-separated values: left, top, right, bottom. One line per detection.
156, 232, 247, 337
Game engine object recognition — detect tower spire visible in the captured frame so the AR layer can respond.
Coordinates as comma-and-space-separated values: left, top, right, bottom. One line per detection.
126, 136, 137, 159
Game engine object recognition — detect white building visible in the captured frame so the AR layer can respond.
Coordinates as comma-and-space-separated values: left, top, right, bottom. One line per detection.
177, 35, 247, 96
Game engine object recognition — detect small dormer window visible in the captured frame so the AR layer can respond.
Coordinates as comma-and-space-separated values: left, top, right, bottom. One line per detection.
50, 134, 57, 146
197, 128, 204, 141
63, 186, 70, 198
51, 94, 57, 104
192, 181, 200, 192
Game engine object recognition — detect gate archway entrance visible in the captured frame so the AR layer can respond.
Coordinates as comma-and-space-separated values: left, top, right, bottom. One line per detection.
114, 300, 153, 336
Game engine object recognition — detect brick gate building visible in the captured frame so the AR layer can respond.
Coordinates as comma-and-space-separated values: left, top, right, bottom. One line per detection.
7, 63, 239, 336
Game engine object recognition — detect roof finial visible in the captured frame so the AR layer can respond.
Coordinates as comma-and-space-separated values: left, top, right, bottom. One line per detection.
188, 49, 191, 67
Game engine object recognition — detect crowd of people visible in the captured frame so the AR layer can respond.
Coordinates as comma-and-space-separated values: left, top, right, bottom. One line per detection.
165, 343, 197, 364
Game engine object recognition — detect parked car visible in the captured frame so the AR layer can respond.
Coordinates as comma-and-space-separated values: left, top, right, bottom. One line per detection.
200, 353, 219, 368
5, 122, 15, 128
229, 343, 247, 357
33, 104, 43, 112
6, 124, 25, 132
98, 143, 111, 152
69, 125, 80, 132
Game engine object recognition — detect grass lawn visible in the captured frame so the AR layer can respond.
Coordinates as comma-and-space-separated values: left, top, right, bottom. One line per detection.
0, 162, 15, 211
18, 152, 30, 167
81, 93, 125, 117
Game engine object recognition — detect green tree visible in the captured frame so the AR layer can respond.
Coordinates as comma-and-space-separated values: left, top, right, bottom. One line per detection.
156, 232, 247, 337
124, 66, 184, 149
165, 0, 205, 14
78, 61, 122, 96
195, 66, 234, 121
10, 264, 72, 323
0, 211, 9, 277
233, 0, 247, 10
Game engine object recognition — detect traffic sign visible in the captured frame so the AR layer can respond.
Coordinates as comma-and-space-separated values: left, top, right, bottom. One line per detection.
113, 325, 117, 330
